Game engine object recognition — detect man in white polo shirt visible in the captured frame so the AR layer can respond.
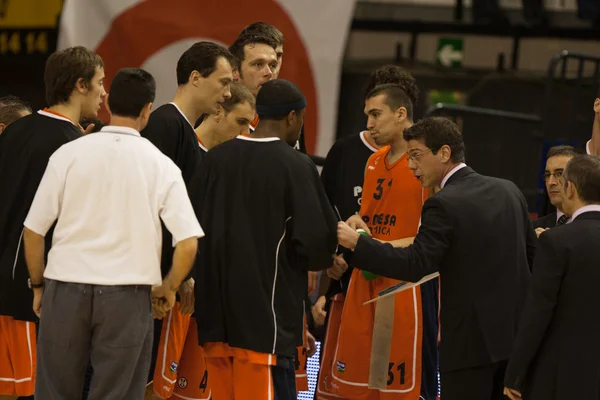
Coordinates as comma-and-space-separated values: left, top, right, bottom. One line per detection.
22, 68, 203, 399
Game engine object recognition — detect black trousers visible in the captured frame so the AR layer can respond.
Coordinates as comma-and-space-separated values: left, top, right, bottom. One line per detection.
441, 360, 508, 400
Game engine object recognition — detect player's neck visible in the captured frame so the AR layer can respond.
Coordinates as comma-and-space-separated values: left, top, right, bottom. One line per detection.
172, 89, 201, 126
388, 137, 408, 163
252, 122, 283, 141
195, 120, 218, 150
48, 103, 81, 126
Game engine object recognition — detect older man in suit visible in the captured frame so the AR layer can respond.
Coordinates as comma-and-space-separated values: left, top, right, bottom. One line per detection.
504, 154, 600, 400
337, 117, 536, 400
534, 146, 578, 235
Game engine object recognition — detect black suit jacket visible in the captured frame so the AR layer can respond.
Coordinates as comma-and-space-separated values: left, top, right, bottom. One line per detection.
353, 166, 535, 372
533, 212, 556, 229
505, 211, 600, 400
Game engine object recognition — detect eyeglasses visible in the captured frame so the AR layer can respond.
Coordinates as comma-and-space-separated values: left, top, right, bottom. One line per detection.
543, 170, 563, 181
407, 149, 432, 162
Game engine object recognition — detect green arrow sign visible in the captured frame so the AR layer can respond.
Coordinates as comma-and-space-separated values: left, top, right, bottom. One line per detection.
436, 38, 463, 68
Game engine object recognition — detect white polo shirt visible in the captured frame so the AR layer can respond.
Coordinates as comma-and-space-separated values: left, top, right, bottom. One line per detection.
24, 126, 204, 286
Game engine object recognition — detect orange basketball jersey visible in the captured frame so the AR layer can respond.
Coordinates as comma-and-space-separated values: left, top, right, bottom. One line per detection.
327, 148, 427, 399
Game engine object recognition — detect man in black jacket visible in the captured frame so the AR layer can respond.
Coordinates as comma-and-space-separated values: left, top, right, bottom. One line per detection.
338, 117, 536, 400
504, 154, 600, 400
534, 146, 578, 234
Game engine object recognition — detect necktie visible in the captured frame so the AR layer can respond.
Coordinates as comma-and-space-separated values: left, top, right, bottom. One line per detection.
556, 214, 569, 226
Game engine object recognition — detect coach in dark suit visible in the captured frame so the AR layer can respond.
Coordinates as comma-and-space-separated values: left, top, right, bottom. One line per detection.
533, 146, 578, 235
504, 154, 600, 400
337, 117, 536, 400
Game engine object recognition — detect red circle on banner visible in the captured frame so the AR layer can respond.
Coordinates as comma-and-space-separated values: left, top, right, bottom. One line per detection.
95, 0, 318, 153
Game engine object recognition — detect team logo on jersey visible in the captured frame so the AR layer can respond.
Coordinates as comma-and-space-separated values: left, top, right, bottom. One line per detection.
336, 360, 346, 373
177, 377, 188, 389
170, 361, 179, 373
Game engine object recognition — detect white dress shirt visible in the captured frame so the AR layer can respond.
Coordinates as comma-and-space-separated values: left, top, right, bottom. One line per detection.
24, 126, 204, 286
440, 163, 467, 189
569, 204, 600, 223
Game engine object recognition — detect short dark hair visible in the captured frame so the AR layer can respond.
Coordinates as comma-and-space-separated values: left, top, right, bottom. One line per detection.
366, 84, 414, 120
403, 117, 466, 163
176, 42, 235, 85
107, 68, 156, 118
238, 22, 284, 47
0, 95, 32, 126
364, 65, 419, 106
547, 145, 578, 159
256, 79, 305, 121
221, 83, 256, 114
564, 154, 600, 203
229, 29, 279, 65
44, 46, 104, 107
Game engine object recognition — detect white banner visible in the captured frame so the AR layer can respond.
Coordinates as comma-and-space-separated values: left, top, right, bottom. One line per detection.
57, 0, 357, 156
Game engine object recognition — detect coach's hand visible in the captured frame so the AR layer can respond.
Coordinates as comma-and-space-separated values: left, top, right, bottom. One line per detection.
535, 227, 549, 238
177, 277, 195, 315
337, 222, 360, 251
346, 215, 371, 235
32, 287, 43, 318
327, 254, 348, 280
152, 283, 176, 316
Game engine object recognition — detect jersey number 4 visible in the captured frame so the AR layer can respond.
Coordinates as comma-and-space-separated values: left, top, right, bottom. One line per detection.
199, 370, 208, 393
373, 178, 393, 200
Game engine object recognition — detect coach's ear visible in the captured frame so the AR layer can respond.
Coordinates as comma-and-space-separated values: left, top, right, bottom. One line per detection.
0, 123, 6, 134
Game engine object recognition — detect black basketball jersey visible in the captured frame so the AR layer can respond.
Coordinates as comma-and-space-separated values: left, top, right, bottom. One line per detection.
141, 103, 202, 277
0, 110, 82, 321
192, 136, 338, 357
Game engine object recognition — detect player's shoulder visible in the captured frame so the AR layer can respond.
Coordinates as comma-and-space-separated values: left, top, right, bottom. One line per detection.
143, 104, 183, 131
367, 145, 390, 165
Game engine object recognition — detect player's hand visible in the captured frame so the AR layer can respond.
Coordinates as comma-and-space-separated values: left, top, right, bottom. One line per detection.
337, 222, 361, 251
82, 123, 95, 135
32, 287, 43, 318
177, 277, 195, 315
535, 227, 549, 238
327, 254, 348, 280
306, 331, 317, 358
311, 295, 327, 327
308, 271, 319, 296
346, 215, 371, 235
503, 387, 522, 400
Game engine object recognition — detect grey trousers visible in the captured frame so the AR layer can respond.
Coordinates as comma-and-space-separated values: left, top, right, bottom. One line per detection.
35, 279, 153, 400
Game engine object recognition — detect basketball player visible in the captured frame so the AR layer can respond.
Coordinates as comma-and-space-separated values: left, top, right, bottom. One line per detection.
237, 22, 284, 78
319, 84, 439, 400
317, 66, 424, 399
150, 83, 255, 400
231, 24, 316, 391
0, 46, 105, 400
142, 41, 235, 400
195, 82, 256, 148
0, 95, 31, 134
192, 79, 338, 400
